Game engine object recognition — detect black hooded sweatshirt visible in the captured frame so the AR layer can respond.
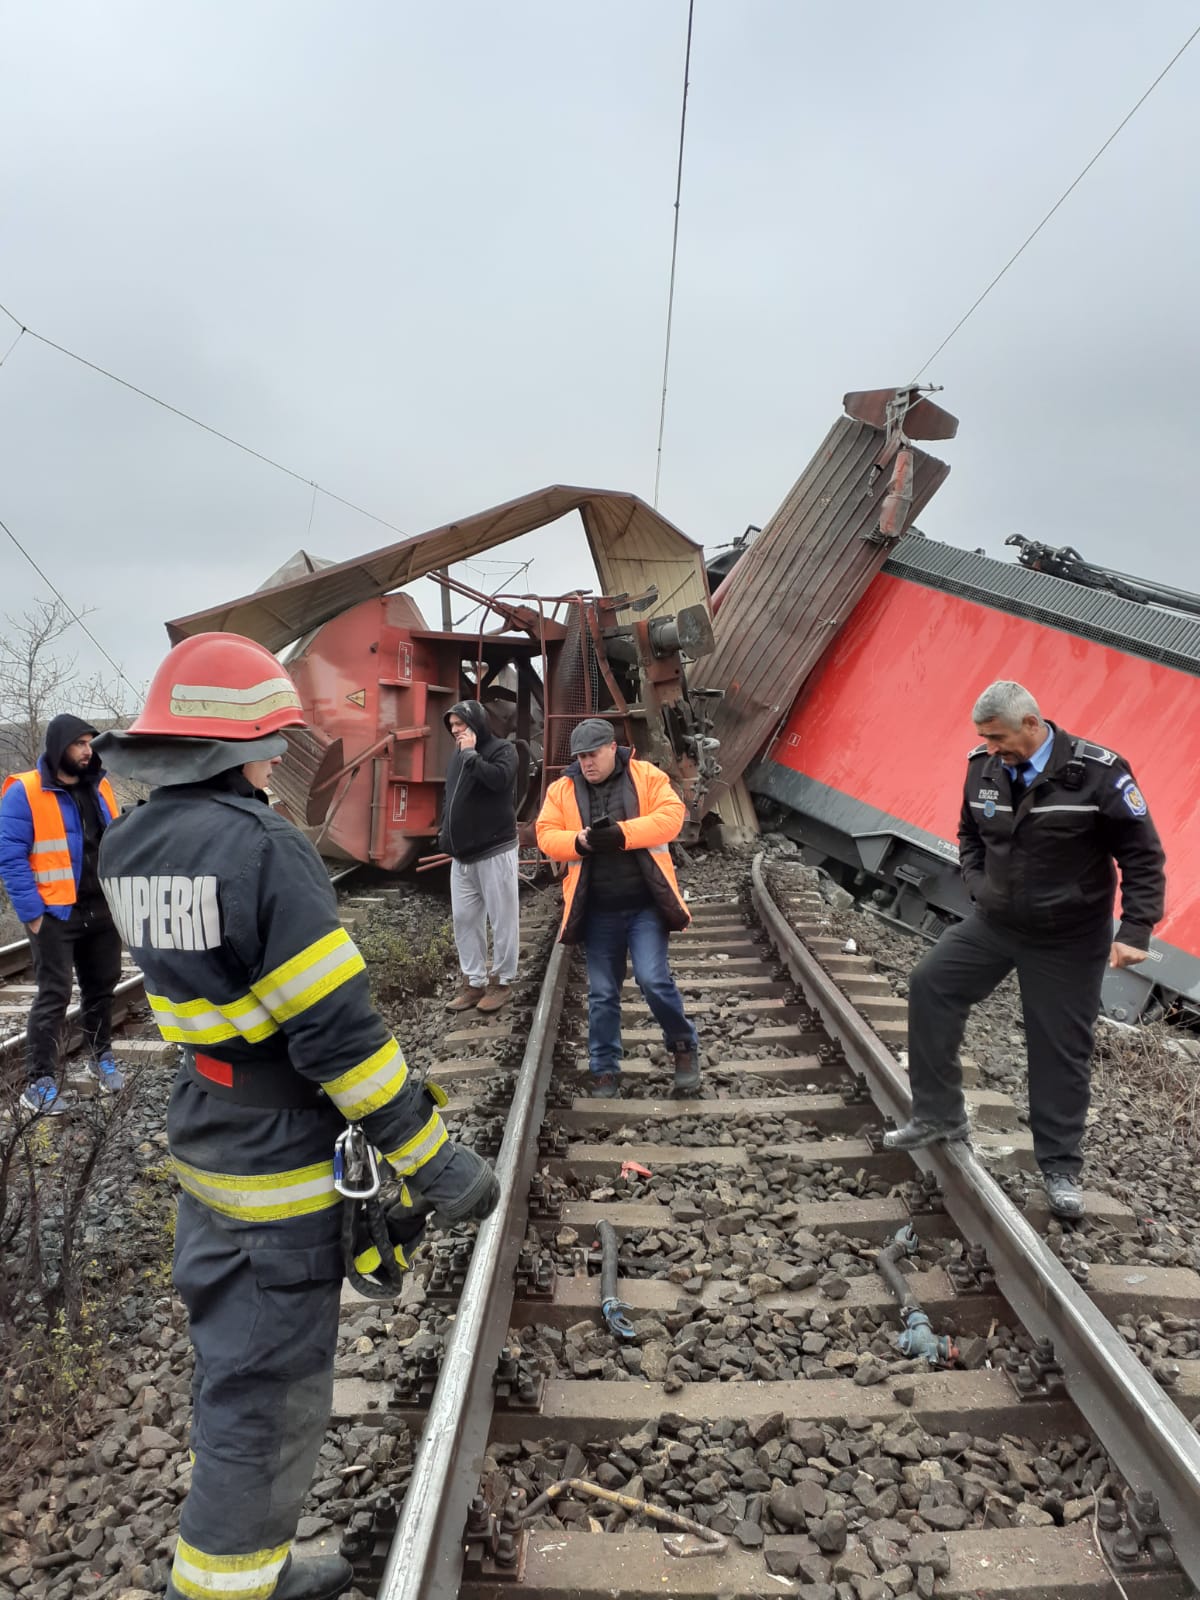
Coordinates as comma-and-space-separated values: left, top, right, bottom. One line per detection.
438, 701, 519, 863
41, 713, 105, 904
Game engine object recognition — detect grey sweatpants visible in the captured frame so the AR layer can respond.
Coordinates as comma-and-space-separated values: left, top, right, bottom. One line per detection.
450, 846, 520, 985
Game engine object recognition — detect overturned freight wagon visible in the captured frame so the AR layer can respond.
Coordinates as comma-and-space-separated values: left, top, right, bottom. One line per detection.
690, 385, 959, 821
165, 487, 722, 872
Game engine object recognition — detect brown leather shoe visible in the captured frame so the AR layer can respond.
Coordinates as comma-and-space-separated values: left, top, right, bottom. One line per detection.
475, 979, 512, 1014
445, 981, 485, 1012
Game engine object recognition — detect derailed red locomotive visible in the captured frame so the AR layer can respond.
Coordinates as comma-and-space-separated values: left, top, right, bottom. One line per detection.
744, 533, 1200, 1024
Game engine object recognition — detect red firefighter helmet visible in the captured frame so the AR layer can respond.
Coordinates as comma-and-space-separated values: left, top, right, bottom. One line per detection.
128, 633, 306, 740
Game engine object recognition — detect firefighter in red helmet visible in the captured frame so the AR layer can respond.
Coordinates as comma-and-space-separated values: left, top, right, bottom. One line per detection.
95, 633, 498, 1600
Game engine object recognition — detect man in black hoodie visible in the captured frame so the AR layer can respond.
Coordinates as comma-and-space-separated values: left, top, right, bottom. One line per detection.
438, 700, 520, 1014
0, 714, 126, 1113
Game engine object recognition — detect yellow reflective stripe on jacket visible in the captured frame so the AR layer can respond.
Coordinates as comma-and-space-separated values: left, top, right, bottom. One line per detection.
171, 1535, 290, 1599
172, 1155, 339, 1222
253, 927, 365, 1024
384, 1108, 449, 1176
323, 1037, 409, 1119
148, 990, 278, 1046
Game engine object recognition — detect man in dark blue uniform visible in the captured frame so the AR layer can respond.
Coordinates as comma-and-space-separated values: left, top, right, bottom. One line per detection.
95, 632, 499, 1600
884, 680, 1166, 1219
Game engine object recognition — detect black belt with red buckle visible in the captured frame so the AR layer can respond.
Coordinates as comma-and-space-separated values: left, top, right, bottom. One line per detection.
185, 1050, 326, 1110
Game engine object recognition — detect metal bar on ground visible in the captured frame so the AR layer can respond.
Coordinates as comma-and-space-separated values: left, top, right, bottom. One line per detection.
378, 939, 570, 1600
750, 853, 1200, 1589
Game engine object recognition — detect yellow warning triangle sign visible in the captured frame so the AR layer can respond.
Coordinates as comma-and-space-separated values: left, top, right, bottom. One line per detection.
346, 689, 367, 708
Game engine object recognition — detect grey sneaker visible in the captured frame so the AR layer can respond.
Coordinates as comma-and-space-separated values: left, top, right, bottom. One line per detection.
882, 1116, 970, 1151
1042, 1172, 1085, 1220
19, 1076, 68, 1116
588, 1073, 621, 1100
88, 1052, 126, 1094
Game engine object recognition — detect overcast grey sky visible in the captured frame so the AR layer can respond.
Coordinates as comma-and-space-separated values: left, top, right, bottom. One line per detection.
2, 2, 1198, 697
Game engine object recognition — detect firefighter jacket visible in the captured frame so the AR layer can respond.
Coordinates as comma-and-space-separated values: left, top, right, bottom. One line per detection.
536, 749, 690, 944
0, 758, 119, 922
99, 774, 453, 1264
958, 724, 1166, 949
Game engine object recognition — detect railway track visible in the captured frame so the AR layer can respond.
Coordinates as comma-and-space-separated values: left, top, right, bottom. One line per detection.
0, 935, 147, 1078
312, 859, 1200, 1600
0, 865, 356, 1082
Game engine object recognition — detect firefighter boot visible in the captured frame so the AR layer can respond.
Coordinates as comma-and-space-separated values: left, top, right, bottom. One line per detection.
166, 1552, 354, 1600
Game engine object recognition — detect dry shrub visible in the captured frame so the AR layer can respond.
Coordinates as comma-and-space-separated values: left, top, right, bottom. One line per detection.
1092, 1021, 1200, 1152
0, 1074, 148, 1497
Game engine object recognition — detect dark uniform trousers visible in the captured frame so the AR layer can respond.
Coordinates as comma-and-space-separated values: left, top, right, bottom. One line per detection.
27, 900, 123, 1082
907, 912, 1111, 1176
168, 1193, 344, 1600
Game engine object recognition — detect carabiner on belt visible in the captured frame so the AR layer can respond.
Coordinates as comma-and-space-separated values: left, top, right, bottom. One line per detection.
333, 1125, 381, 1199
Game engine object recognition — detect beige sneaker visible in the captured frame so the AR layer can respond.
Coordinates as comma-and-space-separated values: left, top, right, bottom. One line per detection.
475, 977, 513, 1014
445, 981, 485, 1013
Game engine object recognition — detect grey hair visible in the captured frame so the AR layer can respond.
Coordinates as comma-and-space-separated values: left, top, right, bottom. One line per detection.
971, 681, 1042, 728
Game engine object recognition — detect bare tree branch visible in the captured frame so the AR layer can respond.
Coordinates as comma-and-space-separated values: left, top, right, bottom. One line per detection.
0, 599, 84, 770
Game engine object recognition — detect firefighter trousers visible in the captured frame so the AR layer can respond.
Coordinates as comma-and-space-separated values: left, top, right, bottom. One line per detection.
167, 1193, 343, 1600
906, 913, 1109, 1177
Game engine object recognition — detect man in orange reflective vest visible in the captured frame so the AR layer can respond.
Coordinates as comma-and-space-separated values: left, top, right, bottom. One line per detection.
0, 715, 125, 1114
536, 718, 700, 1098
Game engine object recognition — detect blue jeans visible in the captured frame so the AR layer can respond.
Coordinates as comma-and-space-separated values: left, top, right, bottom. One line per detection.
584, 906, 698, 1077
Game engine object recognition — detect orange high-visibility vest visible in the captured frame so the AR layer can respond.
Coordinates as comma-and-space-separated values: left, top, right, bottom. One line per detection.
0, 770, 119, 906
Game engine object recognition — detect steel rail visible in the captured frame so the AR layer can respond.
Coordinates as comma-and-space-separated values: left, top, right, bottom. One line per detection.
751, 854, 1200, 1586
0, 938, 32, 981
378, 937, 570, 1600
0, 971, 145, 1071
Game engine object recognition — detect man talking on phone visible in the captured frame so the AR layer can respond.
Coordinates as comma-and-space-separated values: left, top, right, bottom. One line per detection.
536, 718, 699, 1099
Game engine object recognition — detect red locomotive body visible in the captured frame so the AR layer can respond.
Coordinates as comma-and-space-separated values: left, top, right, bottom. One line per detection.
747, 536, 1200, 1021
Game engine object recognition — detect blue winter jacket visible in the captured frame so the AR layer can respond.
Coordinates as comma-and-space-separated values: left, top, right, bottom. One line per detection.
0, 757, 119, 924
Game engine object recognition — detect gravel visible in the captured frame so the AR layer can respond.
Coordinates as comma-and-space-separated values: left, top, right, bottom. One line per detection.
0, 875, 500, 1600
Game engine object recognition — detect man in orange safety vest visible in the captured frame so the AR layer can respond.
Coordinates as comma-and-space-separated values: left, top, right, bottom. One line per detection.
0, 714, 125, 1114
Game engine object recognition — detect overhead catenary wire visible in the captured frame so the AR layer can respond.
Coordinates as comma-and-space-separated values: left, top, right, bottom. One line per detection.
910, 19, 1200, 382
0, 299, 407, 541
0, 325, 23, 368
0, 513, 141, 698
652, 0, 695, 511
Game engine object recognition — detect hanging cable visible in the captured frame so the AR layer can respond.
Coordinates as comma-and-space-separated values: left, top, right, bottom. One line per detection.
0, 513, 141, 697
652, 0, 696, 510
0, 299, 408, 540
910, 19, 1200, 382
0, 324, 23, 368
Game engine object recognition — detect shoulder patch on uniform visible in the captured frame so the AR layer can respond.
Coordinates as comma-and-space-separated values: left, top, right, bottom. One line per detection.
968, 743, 987, 758
1074, 740, 1118, 766
1121, 784, 1148, 818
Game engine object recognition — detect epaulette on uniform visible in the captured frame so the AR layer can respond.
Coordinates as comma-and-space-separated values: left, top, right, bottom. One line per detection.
1071, 738, 1119, 766
967, 743, 988, 758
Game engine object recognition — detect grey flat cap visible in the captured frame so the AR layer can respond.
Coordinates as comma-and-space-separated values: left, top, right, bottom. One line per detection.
569, 718, 618, 755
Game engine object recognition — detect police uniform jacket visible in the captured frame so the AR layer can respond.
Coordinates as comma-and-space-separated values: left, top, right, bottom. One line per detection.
958, 724, 1165, 949
99, 773, 452, 1275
